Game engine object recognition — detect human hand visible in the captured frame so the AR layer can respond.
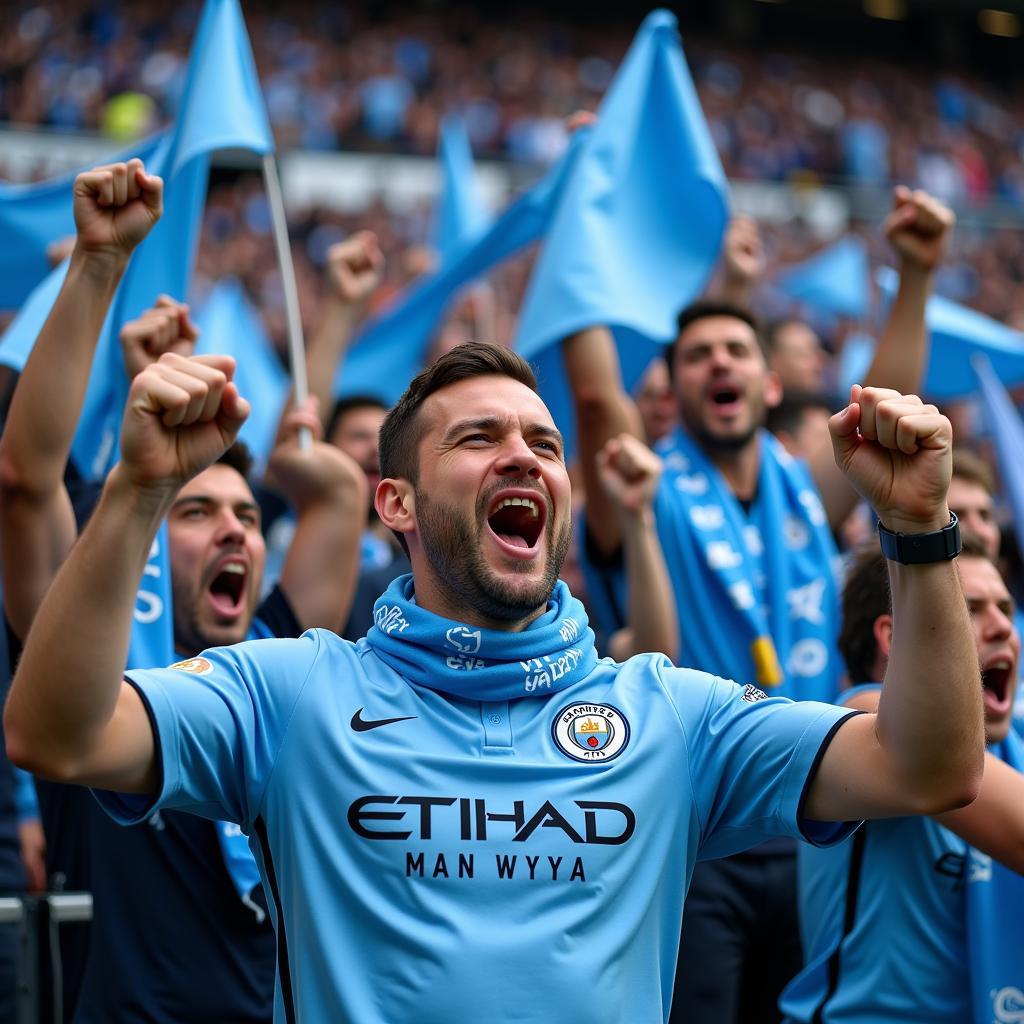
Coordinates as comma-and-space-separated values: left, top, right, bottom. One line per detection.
72, 159, 163, 267
18, 819, 46, 894
266, 397, 368, 512
325, 231, 384, 305
722, 215, 765, 288
884, 186, 955, 274
829, 384, 952, 534
120, 295, 199, 380
119, 353, 249, 494
595, 433, 663, 518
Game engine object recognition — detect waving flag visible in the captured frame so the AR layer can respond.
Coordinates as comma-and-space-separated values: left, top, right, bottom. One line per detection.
973, 354, 1024, 555
334, 131, 588, 404
877, 267, 1024, 400
194, 278, 288, 468
776, 236, 870, 320
512, 9, 728, 445
434, 114, 491, 262
0, 134, 165, 312
0, 0, 274, 480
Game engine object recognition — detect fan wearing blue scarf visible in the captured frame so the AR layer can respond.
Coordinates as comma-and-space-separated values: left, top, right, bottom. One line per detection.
783, 534, 1024, 1024
564, 192, 955, 1024
0, 162, 366, 1023
8, 334, 984, 1024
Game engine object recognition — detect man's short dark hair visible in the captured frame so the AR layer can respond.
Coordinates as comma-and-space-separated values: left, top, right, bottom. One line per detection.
765, 390, 837, 438
216, 441, 254, 482
665, 299, 766, 383
951, 448, 994, 496
326, 394, 389, 442
839, 531, 992, 685
379, 342, 539, 485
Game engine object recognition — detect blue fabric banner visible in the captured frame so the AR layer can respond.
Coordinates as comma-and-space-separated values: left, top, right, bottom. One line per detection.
0, 133, 165, 312
776, 236, 870, 320
434, 114, 490, 262
513, 9, 730, 444
877, 266, 1024, 400
194, 278, 288, 470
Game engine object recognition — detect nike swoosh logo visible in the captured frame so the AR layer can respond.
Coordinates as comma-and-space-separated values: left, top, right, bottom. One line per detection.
350, 708, 417, 733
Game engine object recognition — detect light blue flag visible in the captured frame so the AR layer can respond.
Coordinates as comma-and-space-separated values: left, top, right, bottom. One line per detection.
194, 278, 288, 468
0, 0, 275, 480
877, 266, 1024, 400
0, 133, 165, 312
512, 10, 730, 448
434, 114, 490, 262
776, 236, 870, 320
334, 131, 589, 405
973, 354, 1024, 554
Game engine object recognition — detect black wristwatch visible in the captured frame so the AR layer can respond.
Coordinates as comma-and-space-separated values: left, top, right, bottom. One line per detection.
877, 511, 961, 565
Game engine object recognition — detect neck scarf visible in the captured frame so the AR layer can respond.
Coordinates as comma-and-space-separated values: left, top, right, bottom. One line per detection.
966, 729, 1024, 1023
654, 427, 840, 701
367, 574, 597, 701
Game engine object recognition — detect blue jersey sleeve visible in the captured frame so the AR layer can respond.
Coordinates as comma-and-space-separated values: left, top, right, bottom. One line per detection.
93, 630, 326, 830
662, 668, 861, 859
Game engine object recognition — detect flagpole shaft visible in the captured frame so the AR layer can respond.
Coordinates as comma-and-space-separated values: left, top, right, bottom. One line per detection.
261, 153, 312, 451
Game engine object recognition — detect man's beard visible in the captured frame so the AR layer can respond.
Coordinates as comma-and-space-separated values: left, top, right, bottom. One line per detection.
681, 394, 764, 456
415, 485, 571, 623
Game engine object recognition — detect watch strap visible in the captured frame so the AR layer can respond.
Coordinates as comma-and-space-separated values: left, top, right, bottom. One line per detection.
877, 511, 961, 565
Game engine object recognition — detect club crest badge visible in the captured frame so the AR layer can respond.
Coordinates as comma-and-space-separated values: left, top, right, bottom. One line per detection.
552, 703, 630, 763
167, 656, 213, 675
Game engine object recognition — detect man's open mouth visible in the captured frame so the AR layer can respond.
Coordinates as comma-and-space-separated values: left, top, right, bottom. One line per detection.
486, 495, 545, 554
208, 562, 247, 617
982, 656, 1014, 715
709, 384, 742, 408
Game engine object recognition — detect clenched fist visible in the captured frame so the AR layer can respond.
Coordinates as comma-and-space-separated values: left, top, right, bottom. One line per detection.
884, 186, 954, 274
73, 158, 163, 266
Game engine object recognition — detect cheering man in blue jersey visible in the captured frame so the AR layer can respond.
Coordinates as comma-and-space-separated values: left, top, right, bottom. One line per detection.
0, 160, 367, 1022
6, 268, 983, 1019
564, 192, 954, 1024
782, 533, 1024, 1024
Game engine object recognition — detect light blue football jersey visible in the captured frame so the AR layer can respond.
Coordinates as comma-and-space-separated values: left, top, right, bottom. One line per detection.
98, 630, 857, 1024
781, 685, 970, 1024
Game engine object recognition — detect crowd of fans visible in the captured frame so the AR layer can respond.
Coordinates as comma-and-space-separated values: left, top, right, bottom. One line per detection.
2, 0, 1024, 199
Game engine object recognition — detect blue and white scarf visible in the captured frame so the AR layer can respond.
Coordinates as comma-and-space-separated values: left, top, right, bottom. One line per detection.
653, 427, 840, 701
966, 729, 1024, 1024
367, 574, 598, 701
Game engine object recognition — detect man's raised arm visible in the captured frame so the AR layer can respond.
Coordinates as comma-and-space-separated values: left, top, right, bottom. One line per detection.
805, 386, 984, 821
4, 355, 249, 794
0, 160, 163, 639
810, 189, 954, 530
265, 398, 368, 634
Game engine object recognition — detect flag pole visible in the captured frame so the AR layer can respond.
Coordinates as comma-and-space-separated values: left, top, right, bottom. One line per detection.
261, 152, 312, 450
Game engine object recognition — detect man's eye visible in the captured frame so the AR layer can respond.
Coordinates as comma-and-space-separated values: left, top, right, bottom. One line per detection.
534, 440, 559, 454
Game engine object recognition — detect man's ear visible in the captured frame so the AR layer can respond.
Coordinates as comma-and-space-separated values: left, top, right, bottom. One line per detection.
873, 613, 894, 664
375, 478, 415, 539
764, 368, 783, 411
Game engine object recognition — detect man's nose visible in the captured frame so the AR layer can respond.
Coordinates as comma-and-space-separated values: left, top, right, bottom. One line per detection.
216, 509, 247, 543
496, 436, 542, 478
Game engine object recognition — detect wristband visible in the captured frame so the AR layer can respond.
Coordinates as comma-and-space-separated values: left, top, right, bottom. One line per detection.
877, 511, 961, 565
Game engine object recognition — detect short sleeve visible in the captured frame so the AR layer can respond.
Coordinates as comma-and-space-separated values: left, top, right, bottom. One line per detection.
664, 669, 861, 860
93, 630, 325, 829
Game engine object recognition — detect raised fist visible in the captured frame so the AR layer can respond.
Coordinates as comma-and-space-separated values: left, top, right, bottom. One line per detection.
120, 295, 199, 380
884, 186, 955, 274
266, 397, 369, 513
722, 215, 765, 288
829, 384, 952, 535
120, 353, 249, 493
72, 158, 163, 264
325, 231, 385, 305
595, 433, 663, 517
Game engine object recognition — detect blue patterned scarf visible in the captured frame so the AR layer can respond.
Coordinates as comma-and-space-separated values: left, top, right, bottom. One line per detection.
966, 729, 1024, 1023
367, 574, 598, 700
653, 427, 840, 701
